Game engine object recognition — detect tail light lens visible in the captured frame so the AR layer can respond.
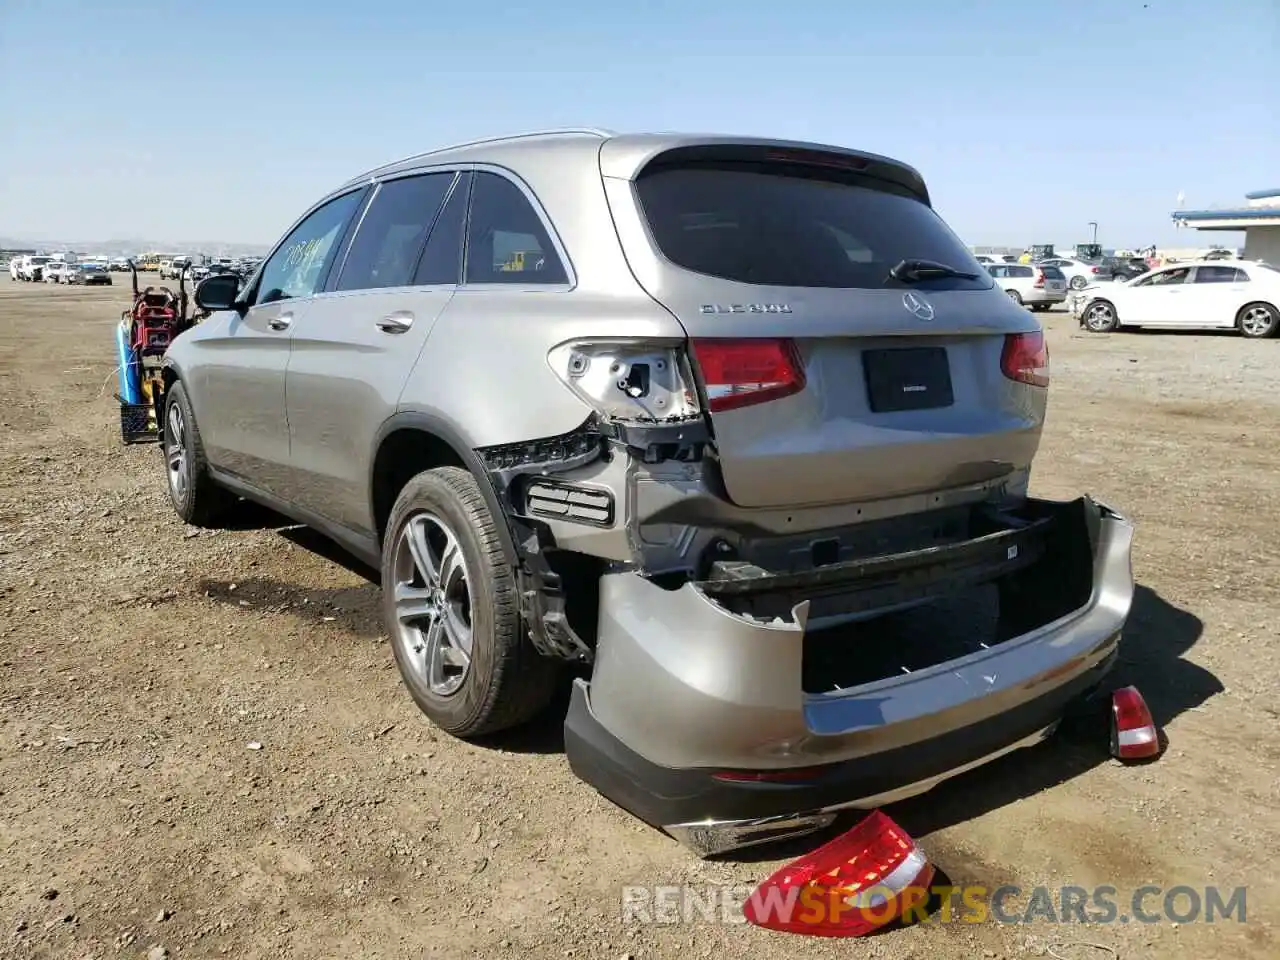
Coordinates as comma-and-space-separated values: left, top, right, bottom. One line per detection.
743, 810, 934, 937
1111, 686, 1161, 760
1000, 331, 1049, 387
1033, 269, 1046, 288
691, 339, 806, 412
1090, 266, 1102, 274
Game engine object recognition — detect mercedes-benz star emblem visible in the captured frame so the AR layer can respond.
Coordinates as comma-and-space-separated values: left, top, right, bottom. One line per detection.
902, 291, 935, 321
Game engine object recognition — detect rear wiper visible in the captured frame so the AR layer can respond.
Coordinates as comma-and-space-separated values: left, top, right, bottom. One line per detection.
888, 258, 981, 283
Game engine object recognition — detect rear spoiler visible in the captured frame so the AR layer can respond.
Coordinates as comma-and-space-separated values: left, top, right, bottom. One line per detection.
598, 135, 930, 206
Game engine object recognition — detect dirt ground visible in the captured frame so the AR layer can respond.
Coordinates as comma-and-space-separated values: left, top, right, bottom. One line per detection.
1, 275, 1276, 960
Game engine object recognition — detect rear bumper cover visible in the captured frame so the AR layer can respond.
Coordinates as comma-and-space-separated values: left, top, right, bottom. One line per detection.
563, 496, 1134, 854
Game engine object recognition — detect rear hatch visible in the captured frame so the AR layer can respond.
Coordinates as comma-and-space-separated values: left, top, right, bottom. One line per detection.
1038, 264, 1068, 292
600, 140, 1048, 510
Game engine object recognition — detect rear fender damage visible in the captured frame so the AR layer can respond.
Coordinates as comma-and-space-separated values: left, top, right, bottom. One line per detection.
471, 338, 1063, 664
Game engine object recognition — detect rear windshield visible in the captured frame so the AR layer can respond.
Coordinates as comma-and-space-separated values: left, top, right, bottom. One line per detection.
634, 163, 992, 291
1039, 266, 1066, 280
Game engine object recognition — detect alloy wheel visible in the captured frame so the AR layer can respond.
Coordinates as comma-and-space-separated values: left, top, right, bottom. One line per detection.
391, 511, 475, 697
165, 403, 189, 502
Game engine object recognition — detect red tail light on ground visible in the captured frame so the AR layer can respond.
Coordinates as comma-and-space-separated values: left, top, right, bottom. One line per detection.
692, 339, 806, 412
1000, 331, 1050, 387
1111, 686, 1161, 760
743, 810, 934, 937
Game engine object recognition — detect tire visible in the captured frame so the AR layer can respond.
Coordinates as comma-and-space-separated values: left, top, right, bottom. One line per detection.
1005, 289, 1023, 305
163, 380, 235, 527
1029, 303, 1047, 312
381, 466, 559, 739
1082, 299, 1120, 333
1070, 275, 1089, 290
1236, 301, 1278, 339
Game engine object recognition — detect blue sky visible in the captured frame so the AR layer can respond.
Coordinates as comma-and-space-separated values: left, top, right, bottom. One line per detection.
1, 0, 1275, 248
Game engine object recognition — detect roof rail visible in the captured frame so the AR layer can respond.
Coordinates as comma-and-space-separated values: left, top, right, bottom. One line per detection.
359, 128, 618, 180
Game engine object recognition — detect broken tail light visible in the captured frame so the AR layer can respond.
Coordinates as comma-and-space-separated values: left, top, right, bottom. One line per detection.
1000, 331, 1049, 387
1111, 686, 1161, 760
691, 338, 806, 412
743, 810, 934, 937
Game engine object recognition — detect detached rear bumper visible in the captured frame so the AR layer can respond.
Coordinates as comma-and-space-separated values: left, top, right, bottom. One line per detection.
563, 496, 1134, 856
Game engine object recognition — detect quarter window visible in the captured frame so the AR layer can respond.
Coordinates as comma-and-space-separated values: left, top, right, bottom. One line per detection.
463, 172, 567, 285
334, 173, 454, 291
254, 189, 364, 306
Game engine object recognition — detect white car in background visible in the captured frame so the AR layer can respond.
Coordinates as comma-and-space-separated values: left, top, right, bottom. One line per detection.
45, 262, 76, 283
987, 262, 1068, 311
1039, 256, 1110, 291
1072, 260, 1280, 339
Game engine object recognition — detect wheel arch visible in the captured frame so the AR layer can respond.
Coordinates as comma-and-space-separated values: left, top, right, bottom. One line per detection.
1236, 299, 1279, 335
369, 412, 518, 563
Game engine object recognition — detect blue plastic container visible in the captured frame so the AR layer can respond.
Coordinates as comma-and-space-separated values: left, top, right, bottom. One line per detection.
115, 321, 142, 404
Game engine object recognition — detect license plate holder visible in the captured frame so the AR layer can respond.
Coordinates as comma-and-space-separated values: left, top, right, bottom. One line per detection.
863, 346, 954, 413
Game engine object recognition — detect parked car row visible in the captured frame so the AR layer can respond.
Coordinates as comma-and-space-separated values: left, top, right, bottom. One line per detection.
10, 255, 55, 281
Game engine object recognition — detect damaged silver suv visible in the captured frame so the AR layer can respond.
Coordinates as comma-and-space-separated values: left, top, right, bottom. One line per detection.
164, 129, 1135, 857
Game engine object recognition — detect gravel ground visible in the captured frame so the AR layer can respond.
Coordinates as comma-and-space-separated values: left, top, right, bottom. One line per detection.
1, 277, 1276, 959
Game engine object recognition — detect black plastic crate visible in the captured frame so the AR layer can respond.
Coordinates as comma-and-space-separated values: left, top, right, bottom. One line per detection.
119, 401, 157, 445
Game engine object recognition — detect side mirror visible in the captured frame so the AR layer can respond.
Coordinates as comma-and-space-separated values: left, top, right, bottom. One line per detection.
194, 272, 243, 312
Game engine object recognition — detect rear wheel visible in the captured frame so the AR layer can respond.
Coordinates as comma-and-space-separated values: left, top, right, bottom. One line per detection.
1237, 302, 1278, 339
1083, 300, 1120, 333
1005, 289, 1023, 305
382, 467, 559, 739
1070, 275, 1089, 290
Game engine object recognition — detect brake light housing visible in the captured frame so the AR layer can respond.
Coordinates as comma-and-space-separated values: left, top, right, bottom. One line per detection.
1033, 269, 1046, 288
1111, 686, 1161, 760
691, 338, 806, 412
1000, 331, 1049, 387
743, 810, 934, 937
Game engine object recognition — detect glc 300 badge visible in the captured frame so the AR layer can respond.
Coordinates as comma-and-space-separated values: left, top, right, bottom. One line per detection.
700, 303, 793, 314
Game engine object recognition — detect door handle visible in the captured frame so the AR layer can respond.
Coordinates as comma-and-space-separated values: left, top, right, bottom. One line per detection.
376, 311, 415, 333
268, 313, 292, 330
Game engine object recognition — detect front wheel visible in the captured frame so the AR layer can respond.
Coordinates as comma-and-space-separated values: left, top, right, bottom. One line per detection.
1083, 300, 1120, 333
1237, 302, 1278, 339
163, 380, 236, 526
382, 466, 559, 739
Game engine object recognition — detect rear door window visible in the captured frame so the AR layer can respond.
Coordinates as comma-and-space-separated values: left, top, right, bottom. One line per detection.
334, 172, 454, 291
1012, 265, 1035, 278
634, 163, 990, 290
1193, 265, 1247, 283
